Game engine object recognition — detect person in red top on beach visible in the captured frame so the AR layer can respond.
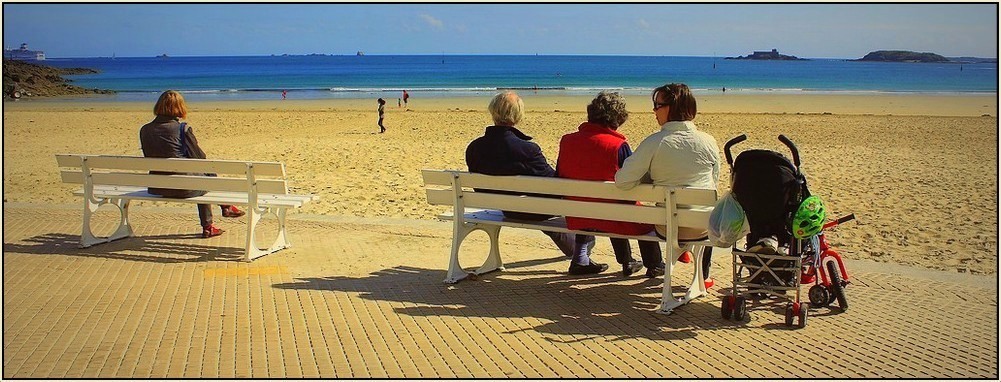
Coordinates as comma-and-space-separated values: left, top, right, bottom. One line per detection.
282, 89, 287, 100
556, 92, 666, 278
402, 90, 410, 108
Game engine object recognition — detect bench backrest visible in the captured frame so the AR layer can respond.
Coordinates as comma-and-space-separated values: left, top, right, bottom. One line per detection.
422, 170, 716, 234
56, 154, 290, 194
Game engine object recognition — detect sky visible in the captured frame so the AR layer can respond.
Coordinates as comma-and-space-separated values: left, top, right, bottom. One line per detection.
2, 3, 998, 59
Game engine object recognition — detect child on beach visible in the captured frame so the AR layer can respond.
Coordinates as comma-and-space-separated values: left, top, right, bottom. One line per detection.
377, 98, 386, 133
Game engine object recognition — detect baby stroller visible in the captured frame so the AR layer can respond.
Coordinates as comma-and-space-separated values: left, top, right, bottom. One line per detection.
718, 134, 852, 328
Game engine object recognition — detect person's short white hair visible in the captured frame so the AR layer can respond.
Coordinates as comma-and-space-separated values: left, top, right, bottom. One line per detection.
488, 91, 524, 126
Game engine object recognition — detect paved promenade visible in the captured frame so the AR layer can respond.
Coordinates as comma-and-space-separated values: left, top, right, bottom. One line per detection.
2, 204, 997, 378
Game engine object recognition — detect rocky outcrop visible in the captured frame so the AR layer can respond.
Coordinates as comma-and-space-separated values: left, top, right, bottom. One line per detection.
3, 59, 114, 99
854, 50, 950, 63
726, 49, 807, 61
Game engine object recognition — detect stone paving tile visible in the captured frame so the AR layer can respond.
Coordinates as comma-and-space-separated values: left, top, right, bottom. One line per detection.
2, 205, 998, 378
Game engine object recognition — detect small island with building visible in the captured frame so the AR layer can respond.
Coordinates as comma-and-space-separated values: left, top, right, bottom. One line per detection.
726, 49, 807, 61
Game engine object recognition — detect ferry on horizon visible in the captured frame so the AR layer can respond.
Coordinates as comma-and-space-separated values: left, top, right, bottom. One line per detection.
4, 43, 45, 61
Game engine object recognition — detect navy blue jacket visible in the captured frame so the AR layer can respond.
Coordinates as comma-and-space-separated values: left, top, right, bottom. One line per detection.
465, 125, 556, 221
465, 126, 555, 177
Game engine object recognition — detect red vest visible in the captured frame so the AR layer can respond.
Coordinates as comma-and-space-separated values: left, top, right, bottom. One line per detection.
556, 122, 653, 235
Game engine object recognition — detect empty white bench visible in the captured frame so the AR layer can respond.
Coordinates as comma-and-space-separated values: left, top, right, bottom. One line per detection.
422, 169, 717, 315
56, 154, 316, 261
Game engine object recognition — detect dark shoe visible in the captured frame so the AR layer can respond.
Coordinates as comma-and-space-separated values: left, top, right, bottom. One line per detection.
569, 262, 608, 275
645, 263, 666, 278
202, 225, 224, 238
622, 260, 644, 277
221, 205, 245, 218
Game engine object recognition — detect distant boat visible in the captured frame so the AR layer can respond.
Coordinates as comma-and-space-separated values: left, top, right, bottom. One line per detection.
4, 43, 45, 61
356, 51, 364, 56
157, 53, 169, 59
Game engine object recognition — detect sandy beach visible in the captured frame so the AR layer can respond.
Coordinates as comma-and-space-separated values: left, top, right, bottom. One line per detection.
3, 93, 997, 275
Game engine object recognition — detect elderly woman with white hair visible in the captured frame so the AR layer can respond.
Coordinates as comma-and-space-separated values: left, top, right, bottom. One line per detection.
465, 91, 598, 274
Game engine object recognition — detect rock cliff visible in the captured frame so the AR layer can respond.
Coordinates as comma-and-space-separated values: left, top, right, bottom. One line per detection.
3, 59, 114, 99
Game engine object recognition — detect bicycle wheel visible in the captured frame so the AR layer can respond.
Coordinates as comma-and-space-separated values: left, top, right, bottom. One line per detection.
827, 261, 848, 311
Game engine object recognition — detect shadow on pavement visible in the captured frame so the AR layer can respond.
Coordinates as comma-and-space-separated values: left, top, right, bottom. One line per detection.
2, 232, 245, 263
273, 256, 749, 340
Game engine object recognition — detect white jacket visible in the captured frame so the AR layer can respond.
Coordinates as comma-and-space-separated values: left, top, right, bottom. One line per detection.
615, 120, 720, 191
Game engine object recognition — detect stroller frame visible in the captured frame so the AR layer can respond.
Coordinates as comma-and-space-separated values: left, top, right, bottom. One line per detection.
719, 134, 813, 328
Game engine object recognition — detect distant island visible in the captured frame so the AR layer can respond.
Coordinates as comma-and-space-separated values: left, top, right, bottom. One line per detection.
726, 49, 807, 61
3, 59, 114, 99
854, 50, 949, 63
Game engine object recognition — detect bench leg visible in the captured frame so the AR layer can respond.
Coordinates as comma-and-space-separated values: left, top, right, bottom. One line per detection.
444, 223, 475, 283
658, 243, 707, 314
243, 206, 291, 262
80, 197, 133, 248
444, 223, 505, 284
474, 225, 505, 276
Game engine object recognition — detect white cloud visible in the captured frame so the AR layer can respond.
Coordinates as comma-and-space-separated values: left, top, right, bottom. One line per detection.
420, 14, 444, 30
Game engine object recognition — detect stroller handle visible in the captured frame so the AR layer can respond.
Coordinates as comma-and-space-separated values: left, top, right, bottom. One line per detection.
778, 134, 801, 167
723, 134, 747, 166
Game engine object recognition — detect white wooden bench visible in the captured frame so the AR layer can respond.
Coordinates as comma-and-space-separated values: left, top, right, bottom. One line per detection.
422, 169, 718, 315
56, 154, 316, 262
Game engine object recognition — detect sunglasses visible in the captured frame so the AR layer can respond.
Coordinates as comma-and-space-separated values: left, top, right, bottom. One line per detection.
653, 102, 670, 110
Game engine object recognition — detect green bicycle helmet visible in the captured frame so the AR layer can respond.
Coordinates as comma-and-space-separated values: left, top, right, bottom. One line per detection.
792, 195, 826, 239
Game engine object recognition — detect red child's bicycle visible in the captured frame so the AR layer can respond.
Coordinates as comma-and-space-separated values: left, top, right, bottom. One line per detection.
801, 213, 856, 312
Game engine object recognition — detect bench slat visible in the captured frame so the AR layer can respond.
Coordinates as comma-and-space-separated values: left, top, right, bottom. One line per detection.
423, 170, 666, 202
61, 171, 289, 194
56, 154, 286, 177
674, 188, 718, 206
438, 209, 714, 244
430, 190, 668, 225
74, 186, 311, 207
421, 169, 454, 187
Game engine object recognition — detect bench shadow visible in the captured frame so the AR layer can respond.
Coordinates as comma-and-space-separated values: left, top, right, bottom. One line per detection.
2, 232, 245, 263
273, 256, 749, 340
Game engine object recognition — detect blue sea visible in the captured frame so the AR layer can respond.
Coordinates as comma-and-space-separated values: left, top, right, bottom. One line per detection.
44, 55, 997, 102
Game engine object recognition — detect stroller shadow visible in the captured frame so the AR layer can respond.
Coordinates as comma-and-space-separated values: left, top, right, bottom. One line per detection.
2, 232, 245, 263
273, 256, 749, 340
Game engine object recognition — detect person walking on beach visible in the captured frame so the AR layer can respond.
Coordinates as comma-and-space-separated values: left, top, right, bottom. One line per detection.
402, 90, 410, 108
465, 91, 599, 274
614, 83, 720, 288
556, 92, 665, 278
398, 98, 401, 108
377, 98, 386, 133
282, 89, 287, 100
139, 90, 245, 238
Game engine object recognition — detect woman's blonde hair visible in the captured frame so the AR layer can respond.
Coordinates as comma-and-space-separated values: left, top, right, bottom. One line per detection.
488, 91, 524, 126
154, 90, 188, 118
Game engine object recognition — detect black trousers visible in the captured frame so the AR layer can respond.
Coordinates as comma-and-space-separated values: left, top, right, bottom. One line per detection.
608, 238, 663, 269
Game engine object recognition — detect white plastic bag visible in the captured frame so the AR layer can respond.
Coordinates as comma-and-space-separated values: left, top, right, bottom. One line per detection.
708, 192, 750, 247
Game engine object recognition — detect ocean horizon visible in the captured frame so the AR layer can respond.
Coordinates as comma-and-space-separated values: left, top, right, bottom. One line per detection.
44, 54, 998, 102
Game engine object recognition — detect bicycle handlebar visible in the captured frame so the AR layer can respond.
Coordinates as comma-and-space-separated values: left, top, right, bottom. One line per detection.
823, 213, 856, 230
723, 134, 747, 166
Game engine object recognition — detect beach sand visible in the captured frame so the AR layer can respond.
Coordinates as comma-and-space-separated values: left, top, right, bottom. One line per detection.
3, 93, 997, 274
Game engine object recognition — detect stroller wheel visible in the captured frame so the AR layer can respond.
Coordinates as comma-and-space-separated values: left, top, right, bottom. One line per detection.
827, 261, 849, 312
809, 285, 831, 308
721, 296, 734, 320
733, 297, 748, 321
784, 303, 795, 327
797, 303, 809, 328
